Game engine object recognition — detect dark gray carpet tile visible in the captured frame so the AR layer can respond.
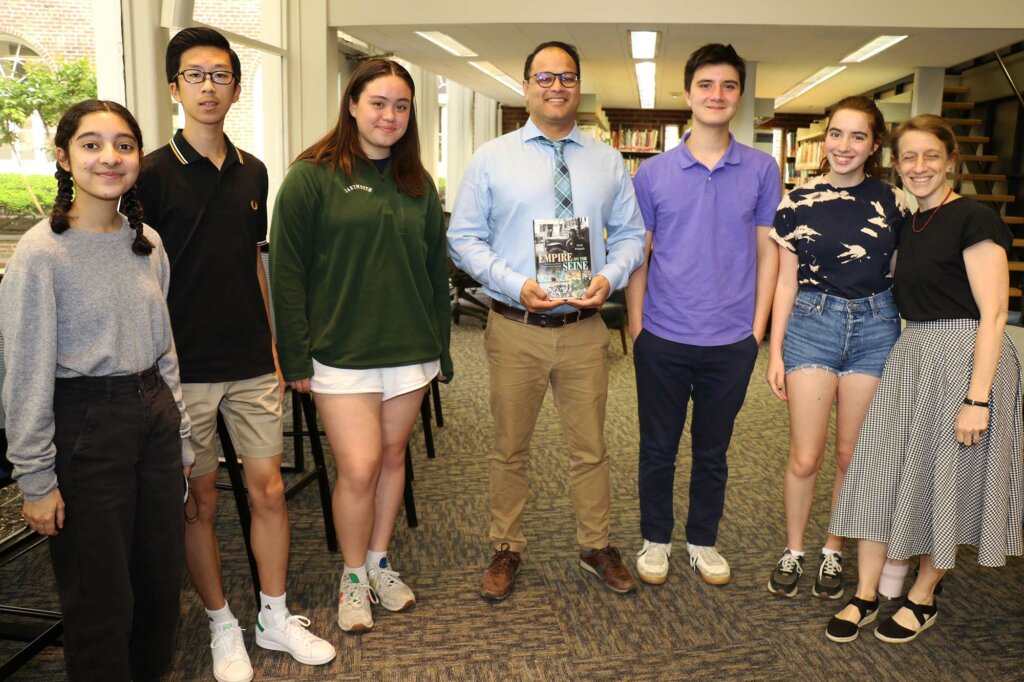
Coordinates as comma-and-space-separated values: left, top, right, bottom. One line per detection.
570, 643, 782, 682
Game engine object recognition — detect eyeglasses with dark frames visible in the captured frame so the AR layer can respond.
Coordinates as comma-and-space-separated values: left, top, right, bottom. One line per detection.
528, 71, 580, 88
174, 69, 237, 86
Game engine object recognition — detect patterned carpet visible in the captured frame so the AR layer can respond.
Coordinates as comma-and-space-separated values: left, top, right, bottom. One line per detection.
1, 315, 1022, 680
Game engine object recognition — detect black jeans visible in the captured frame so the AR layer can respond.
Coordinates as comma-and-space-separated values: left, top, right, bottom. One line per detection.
634, 330, 759, 546
48, 365, 184, 682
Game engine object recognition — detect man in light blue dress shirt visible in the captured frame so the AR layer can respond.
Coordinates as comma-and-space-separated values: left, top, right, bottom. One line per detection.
448, 40, 645, 601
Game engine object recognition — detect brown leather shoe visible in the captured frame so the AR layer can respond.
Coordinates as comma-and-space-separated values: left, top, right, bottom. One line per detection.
580, 546, 637, 594
480, 543, 521, 601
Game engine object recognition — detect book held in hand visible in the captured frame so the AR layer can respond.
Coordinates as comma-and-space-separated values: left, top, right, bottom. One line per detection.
533, 217, 592, 299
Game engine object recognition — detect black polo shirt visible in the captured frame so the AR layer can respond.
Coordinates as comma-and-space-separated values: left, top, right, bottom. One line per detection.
138, 130, 274, 383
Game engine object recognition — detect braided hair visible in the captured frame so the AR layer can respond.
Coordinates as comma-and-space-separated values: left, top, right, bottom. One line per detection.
50, 99, 153, 255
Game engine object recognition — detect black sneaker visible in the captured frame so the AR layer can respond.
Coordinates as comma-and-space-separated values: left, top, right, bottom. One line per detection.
767, 551, 804, 597
812, 552, 844, 600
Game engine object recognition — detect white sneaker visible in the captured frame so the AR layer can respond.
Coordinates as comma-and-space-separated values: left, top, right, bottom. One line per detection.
368, 561, 416, 612
337, 572, 378, 632
636, 540, 671, 585
254, 611, 336, 665
687, 544, 731, 585
209, 618, 253, 682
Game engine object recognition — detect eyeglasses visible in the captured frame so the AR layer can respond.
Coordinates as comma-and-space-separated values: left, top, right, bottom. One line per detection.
528, 71, 580, 88
174, 69, 237, 86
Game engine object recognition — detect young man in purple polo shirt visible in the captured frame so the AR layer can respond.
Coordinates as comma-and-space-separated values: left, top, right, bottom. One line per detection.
626, 43, 781, 586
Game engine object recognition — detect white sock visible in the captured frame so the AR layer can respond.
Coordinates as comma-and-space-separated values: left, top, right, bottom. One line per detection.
344, 563, 369, 584
786, 548, 806, 558
259, 591, 288, 627
206, 601, 235, 625
686, 543, 712, 554
821, 547, 842, 557
367, 550, 388, 570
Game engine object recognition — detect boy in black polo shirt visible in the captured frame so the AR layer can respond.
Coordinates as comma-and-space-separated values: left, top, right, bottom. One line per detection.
138, 28, 334, 682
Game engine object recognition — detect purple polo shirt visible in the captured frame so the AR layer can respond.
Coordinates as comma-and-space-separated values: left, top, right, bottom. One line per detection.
633, 132, 781, 346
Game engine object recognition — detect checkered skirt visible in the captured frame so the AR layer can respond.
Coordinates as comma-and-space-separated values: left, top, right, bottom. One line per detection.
829, 319, 1023, 569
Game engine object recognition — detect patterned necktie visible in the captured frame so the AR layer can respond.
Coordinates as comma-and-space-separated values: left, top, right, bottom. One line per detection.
539, 137, 574, 218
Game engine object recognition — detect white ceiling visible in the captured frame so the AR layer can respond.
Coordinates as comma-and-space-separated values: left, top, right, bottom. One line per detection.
336, 22, 1024, 113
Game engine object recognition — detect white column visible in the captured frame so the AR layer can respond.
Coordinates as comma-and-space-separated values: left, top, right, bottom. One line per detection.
93, 0, 126, 104
911, 67, 945, 117
121, 0, 173, 149
730, 60, 757, 147
286, 0, 339, 160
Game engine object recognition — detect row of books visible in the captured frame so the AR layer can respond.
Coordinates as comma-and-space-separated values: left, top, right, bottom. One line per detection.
795, 140, 824, 171
612, 127, 660, 152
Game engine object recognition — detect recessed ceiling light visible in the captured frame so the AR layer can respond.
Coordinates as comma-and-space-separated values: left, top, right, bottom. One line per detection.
635, 61, 656, 109
415, 31, 478, 57
774, 65, 847, 108
469, 61, 522, 95
840, 35, 908, 63
629, 31, 659, 60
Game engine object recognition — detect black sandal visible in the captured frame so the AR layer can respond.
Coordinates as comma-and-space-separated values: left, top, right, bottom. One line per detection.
825, 596, 879, 643
874, 597, 937, 643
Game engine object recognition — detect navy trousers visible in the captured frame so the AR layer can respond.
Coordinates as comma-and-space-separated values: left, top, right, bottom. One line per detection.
48, 366, 184, 682
634, 330, 759, 546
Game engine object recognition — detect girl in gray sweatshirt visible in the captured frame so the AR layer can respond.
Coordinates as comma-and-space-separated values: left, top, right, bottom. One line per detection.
0, 100, 192, 681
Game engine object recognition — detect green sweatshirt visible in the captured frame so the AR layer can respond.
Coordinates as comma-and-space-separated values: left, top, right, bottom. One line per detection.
270, 159, 452, 382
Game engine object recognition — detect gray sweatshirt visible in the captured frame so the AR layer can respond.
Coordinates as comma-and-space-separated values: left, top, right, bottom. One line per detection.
0, 216, 193, 500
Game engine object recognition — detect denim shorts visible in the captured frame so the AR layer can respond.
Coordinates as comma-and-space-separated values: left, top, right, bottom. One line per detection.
783, 289, 900, 377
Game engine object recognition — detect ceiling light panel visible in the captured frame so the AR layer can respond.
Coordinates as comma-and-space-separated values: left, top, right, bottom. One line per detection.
774, 65, 847, 108
635, 61, 656, 109
840, 35, 908, 63
629, 31, 659, 60
469, 61, 522, 95
415, 31, 478, 57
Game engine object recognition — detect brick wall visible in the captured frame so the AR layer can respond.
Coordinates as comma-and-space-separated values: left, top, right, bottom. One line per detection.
0, 0, 95, 65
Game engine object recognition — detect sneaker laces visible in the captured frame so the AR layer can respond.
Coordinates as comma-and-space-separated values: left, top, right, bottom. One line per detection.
691, 546, 726, 569
370, 565, 403, 589
340, 580, 379, 608
210, 624, 247, 665
279, 615, 321, 649
777, 552, 803, 576
819, 553, 842, 579
640, 542, 669, 565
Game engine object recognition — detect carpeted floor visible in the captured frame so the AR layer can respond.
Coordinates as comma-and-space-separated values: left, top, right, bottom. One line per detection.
1, 314, 1022, 681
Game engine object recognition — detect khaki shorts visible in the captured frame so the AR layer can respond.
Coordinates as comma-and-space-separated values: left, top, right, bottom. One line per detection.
184, 373, 284, 479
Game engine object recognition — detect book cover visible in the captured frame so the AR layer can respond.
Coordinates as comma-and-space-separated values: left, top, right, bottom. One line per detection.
533, 217, 592, 300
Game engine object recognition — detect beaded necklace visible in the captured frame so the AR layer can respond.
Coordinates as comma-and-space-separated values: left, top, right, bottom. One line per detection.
911, 186, 953, 233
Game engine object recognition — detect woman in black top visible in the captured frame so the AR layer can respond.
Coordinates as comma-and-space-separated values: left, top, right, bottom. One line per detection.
825, 114, 1022, 644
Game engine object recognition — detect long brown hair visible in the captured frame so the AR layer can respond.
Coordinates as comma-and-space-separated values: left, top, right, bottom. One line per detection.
818, 95, 887, 179
294, 58, 425, 198
890, 114, 961, 185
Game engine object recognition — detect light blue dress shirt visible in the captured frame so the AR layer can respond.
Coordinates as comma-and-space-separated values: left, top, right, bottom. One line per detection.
447, 119, 645, 313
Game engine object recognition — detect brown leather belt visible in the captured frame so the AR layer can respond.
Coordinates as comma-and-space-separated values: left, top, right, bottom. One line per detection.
491, 300, 597, 328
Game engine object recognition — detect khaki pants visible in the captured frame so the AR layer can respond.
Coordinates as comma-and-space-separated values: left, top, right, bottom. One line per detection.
483, 310, 611, 552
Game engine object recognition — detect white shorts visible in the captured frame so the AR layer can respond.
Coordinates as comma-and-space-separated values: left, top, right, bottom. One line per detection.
310, 359, 439, 400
